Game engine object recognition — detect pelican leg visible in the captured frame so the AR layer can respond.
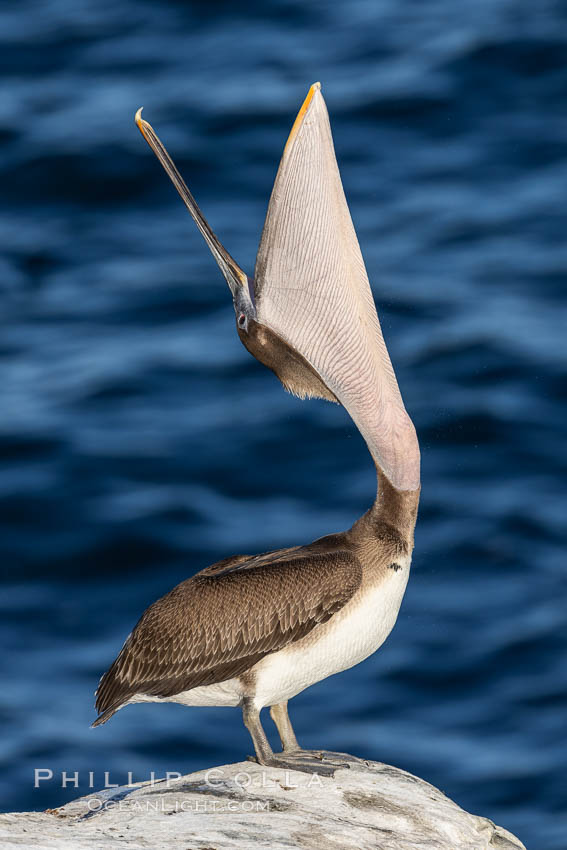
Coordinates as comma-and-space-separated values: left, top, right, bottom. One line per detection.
269, 700, 351, 771
242, 698, 274, 764
270, 701, 299, 752
242, 698, 341, 776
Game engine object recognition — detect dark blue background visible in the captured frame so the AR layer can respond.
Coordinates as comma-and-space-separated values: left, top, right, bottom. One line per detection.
1, 2, 566, 847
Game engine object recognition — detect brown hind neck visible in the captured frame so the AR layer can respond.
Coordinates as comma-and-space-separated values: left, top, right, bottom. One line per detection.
349, 470, 420, 553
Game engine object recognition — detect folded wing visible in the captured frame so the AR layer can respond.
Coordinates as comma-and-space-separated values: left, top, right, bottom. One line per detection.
94, 547, 361, 723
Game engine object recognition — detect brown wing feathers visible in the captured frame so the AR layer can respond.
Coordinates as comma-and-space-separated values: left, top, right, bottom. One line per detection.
93, 550, 361, 724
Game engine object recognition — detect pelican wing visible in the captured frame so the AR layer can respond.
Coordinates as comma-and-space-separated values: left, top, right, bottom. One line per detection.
93, 546, 361, 723
254, 84, 419, 490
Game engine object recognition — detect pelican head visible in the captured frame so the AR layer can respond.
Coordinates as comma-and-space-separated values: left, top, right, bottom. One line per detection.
135, 84, 419, 491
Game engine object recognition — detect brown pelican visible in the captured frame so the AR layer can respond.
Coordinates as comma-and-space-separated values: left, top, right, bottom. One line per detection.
93, 83, 420, 775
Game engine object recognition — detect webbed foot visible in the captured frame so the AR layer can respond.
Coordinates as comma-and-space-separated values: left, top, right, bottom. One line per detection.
248, 747, 350, 776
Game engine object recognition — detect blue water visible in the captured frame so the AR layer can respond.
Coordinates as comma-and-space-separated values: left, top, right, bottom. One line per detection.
1, 2, 566, 847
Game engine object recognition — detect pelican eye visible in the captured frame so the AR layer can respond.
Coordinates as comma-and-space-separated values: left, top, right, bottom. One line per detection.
238, 313, 246, 327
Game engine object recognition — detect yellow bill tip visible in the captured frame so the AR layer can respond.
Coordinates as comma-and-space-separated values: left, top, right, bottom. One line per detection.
135, 106, 151, 141
284, 82, 322, 155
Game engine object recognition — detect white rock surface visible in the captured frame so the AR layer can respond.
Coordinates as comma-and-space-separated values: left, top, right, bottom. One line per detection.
0, 754, 525, 850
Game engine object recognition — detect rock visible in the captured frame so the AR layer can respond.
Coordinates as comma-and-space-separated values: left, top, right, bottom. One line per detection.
0, 753, 525, 850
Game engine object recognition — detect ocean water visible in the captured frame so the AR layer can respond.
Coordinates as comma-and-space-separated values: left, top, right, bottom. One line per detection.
1, 2, 566, 847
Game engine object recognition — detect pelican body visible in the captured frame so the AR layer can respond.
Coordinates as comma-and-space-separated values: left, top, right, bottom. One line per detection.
93, 84, 420, 774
